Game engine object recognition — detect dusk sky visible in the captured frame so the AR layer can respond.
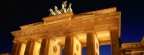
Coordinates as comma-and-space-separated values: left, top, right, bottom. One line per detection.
0, 0, 144, 55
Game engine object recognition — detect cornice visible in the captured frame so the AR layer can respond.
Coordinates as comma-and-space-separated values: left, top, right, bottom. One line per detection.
11, 12, 120, 40
20, 22, 43, 30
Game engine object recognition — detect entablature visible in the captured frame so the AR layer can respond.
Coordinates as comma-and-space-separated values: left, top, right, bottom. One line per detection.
122, 42, 144, 49
19, 7, 117, 30
11, 12, 120, 40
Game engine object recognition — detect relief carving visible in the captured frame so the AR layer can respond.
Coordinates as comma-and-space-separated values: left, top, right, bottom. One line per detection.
76, 44, 79, 51
53, 46, 57, 53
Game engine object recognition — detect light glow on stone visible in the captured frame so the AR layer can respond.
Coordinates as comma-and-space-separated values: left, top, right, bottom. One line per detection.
55, 41, 58, 44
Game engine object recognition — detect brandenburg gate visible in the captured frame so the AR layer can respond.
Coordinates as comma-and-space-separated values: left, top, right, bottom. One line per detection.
10, 2, 121, 55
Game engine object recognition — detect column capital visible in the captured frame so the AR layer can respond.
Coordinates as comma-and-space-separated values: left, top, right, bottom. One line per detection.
25, 38, 36, 42
12, 40, 21, 43
65, 33, 75, 37
41, 37, 51, 39
25, 38, 32, 40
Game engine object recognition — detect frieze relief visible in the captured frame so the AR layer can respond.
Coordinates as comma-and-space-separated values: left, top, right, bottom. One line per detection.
12, 12, 120, 40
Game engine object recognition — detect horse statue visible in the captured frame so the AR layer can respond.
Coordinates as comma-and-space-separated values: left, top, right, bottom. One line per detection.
54, 6, 62, 14
67, 3, 72, 12
60, 1, 67, 13
49, 8, 56, 16
49, 1, 73, 16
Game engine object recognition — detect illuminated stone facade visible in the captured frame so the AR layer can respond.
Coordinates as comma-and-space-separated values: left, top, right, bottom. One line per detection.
121, 37, 144, 55
11, 7, 122, 55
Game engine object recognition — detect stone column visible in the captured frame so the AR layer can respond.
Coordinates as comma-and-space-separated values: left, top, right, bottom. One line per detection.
39, 38, 50, 55
120, 48, 125, 55
110, 30, 121, 55
142, 53, 144, 55
60, 46, 64, 55
17, 43, 22, 55
131, 52, 135, 55
11, 41, 22, 55
86, 32, 98, 55
64, 35, 74, 55
24, 39, 35, 55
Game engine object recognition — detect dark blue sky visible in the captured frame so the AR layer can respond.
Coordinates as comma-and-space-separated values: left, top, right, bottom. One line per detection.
0, 0, 144, 55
